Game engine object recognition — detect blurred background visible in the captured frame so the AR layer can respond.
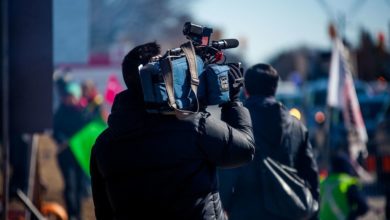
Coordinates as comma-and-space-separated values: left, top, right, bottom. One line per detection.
1, 0, 390, 219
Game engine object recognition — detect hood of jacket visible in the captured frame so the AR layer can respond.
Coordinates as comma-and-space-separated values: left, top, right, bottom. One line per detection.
107, 89, 147, 139
244, 95, 291, 148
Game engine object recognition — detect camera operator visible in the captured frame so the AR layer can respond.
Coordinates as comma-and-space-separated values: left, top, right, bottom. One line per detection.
90, 42, 255, 220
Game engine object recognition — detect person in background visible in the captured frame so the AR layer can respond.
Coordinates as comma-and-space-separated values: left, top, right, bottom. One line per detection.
376, 105, 390, 220
79, 79, 107, 199
90, 42, 255, 220
53, 79, 87, 220
219, 63, 319, 220
80, 80, 108, 122
320, 150, 369, 220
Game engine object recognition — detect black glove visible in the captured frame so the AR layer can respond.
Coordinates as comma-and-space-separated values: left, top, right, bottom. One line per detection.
227, 63, 244, 102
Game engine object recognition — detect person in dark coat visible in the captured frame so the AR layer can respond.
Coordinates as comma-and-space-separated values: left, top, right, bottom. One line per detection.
90, 42, 255, 220
219, 63, 320, 220
53, 81, 87, 220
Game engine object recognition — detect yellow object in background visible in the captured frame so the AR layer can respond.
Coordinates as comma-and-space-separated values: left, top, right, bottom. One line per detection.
289, 108, 301, 120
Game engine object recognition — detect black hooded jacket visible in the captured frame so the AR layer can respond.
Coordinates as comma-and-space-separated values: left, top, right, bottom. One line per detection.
90, 89, 255, 220
219, 96, 319, 220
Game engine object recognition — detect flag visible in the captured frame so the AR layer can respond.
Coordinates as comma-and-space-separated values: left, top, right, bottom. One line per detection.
104, 74, 124, 106
327, 38, 368, 159
69, 118, 107, 176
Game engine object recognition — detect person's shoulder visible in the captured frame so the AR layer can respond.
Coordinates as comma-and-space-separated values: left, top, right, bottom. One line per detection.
92, 128, 113, 153
283, 109, 308, 140
285, 109, 307, 129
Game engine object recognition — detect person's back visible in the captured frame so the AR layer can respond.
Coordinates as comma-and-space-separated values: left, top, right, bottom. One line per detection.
90, 43, 255, 220
219, 64, 319, 220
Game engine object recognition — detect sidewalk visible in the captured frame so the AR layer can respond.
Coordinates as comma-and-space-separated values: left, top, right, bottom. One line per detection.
360, 196, 386, 220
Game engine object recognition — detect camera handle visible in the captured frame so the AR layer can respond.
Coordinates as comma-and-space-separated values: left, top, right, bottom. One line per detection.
161, 41, 200, 119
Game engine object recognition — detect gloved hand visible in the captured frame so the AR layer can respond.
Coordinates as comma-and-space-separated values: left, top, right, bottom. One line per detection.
227, 63, 244, 102
124, 42, 161, 66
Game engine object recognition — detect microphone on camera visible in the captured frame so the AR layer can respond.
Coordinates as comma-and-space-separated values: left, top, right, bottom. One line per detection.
211, 39, 239, 50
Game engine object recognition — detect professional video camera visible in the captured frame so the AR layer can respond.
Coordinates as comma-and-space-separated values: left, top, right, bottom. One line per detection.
139, 22, 242, 117
182, 22, 240, 64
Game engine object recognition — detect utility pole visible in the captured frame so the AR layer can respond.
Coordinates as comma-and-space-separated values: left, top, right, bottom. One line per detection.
315, 0, 366, 39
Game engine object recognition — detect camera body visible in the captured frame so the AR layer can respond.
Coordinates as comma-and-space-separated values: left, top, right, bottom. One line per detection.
183, 22, 213, 46
139, 22, 240, 114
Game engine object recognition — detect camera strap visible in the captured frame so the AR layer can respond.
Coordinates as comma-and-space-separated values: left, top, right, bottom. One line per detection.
161, 41, 200, 119
181, 41, 200, 95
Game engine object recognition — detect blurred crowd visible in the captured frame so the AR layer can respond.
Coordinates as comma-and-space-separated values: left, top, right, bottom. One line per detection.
52, 75, 107, 220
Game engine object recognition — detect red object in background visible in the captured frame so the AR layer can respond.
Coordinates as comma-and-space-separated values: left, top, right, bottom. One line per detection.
363, 155, 390, 173
378, 76, 387, 82
378, 32, 385, 44
8, 210, 24, 220
319, 169, 328, 181
315, 111, 326, 124
89, 52, 110, 66
382, 156, 390, 173
104, 74, 124, 106
328, 23, 337, 40
378, 32, 386, 51
365, 155, 377, 172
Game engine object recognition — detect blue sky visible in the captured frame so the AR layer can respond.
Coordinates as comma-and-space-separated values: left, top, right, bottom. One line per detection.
190, 0, 390, 65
